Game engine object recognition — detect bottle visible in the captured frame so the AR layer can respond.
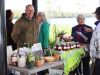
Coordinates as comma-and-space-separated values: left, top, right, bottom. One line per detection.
73, 42, 76, 48
62, 43, 67, 51
54, 44, 58, 50
11, 52, 18, 66
26, 49, 35, 69
54, 44, 60, 51
57, 44, 62, 51
76, 42, 80, 48
66, 44, 70, 50
18, 54, 26, 67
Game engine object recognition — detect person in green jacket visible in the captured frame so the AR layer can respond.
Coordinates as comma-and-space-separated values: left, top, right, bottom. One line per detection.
37, 12, 50, 50
36, 12, 50, 75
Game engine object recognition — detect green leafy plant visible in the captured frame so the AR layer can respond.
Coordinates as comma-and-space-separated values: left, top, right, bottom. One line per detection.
27, 52, 35, 62
35, 55, 44, 67
44, 49, 60, 56
35, 55, 43, 61
26, 51, 35, 69
51, 50, 60, 55
57, 31, 66, 37
49, 40, 56, 49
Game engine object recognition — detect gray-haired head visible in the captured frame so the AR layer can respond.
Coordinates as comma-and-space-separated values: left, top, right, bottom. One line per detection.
76, 14, 85, 25
77, 14, 85, 21
37, 12, 47, 22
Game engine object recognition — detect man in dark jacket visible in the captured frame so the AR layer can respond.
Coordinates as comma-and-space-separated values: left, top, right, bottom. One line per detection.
71, 14, 93, 75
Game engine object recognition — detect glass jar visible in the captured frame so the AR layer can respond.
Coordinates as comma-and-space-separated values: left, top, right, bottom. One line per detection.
11, 53, 18, 66
66, 44, 70, 50
57, 44, 62, 51
76, 42, 80, 48
70, 43, 74, 49
18, 54, 26, 67
54, 44, 61, 51
26, 51, 35, 69
62, 44, 67, 51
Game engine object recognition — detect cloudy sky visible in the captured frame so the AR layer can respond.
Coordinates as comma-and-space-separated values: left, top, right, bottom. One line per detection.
5, 0, 32, 10
38, 0, 99, 13
6, 0, 100, 13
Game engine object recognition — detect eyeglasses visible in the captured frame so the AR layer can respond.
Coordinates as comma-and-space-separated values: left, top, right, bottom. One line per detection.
27, 10, 34, 12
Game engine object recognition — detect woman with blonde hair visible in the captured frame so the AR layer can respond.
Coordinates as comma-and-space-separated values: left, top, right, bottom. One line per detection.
36, 12, 50, 75
37, 12, 49, 50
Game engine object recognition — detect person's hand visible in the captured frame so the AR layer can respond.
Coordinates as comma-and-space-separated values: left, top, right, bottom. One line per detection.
76, 31, 82, 36
76, 31, 87, 41
84, 28, 93, 32
91, 57, 96, 63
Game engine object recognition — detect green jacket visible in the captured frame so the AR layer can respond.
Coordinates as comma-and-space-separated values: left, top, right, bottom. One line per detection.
11, 13, 39, 47
38, 21, 49, 48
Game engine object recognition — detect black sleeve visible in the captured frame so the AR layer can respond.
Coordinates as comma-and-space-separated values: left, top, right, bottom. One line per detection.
85, 25, 93, 44
71, 27, 77, 42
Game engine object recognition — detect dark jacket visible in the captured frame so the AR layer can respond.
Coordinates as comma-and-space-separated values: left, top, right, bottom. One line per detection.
71, 24, 93, 44
6, 20, 17, 50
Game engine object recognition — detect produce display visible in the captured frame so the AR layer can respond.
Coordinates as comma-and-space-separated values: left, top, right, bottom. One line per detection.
54, 41, 80, 51
8, 39, 85, 75
8, 48, 61, 68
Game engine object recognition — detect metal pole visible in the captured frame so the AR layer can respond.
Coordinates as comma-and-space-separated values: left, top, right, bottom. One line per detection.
0, 0, 7, 75
99, 0, 100, 6
32, 0, 38, 18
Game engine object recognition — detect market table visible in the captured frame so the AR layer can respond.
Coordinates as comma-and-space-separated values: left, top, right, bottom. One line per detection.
8, 48, 85, 75
8, 60, 63, 75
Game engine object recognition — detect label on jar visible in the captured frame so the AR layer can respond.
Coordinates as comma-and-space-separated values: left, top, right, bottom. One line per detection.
12, 56, 17, 62
77, 44, 80, 48
58, 46, 62, 50
73, 45, 76, 48
63, 46, 67, 50
54, 46, 56, 49
66, 46, 70, 50
18, 56, 26, 67
71, 45, 74, 49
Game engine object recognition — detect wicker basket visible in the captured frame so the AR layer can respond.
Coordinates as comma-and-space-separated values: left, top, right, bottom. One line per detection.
44, 56, 55, 62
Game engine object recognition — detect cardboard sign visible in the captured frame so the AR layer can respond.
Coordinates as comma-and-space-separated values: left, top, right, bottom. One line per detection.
31, 43, 42, 52
7, 45, 13, 64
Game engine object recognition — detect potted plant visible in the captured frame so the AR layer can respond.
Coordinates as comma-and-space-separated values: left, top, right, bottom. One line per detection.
43, 49, 56, 62
26, 51, 35, 69
35, 55, 44, 67
56, 31, 66, 43
52, 50, 60, 60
